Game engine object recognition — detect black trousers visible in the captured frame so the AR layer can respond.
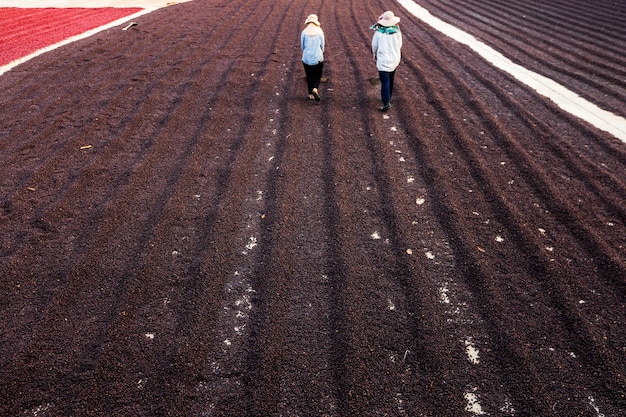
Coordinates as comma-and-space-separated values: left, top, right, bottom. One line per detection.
303, 61, 324, 93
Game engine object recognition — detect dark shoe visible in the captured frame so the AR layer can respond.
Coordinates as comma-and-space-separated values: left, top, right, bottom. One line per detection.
312, 88, 321, 102
380, 102, 391, 112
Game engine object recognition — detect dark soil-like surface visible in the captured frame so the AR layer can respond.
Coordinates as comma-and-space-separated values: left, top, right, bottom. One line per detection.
1, 0, 625, 416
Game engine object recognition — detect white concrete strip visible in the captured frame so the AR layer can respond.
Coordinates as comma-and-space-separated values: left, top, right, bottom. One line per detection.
397, 0, 626, 142
0, 1, 192, 75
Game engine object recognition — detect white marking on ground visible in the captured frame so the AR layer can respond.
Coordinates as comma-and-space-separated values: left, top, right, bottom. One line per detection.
27, 403, 53, 416
439, 284, 450, 304
499, 397, 516, 414
137, 378, 147, 389
398, 0, 626, 142
464, 390, 487, 415
371, 231, 381, 239
465, 338, 480, 364
394, 392, 408, 416
242, 236, 257, 254
589, 396, 605, 417
213, 271, 254, 359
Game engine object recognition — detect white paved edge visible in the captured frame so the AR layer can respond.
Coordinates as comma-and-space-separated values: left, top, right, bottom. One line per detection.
0, 2, 188, 76
397, 0, 626, 143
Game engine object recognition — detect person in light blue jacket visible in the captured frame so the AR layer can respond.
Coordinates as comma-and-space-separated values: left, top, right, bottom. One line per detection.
301, 14, 325, 102
372, 11, 402, 111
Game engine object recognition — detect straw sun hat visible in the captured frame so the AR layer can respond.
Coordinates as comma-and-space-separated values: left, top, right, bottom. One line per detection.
377, 11, 400, 26
305, 14, 321, 26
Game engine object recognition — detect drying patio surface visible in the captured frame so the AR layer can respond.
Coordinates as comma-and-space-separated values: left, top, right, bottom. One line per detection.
1, 0, 624, 415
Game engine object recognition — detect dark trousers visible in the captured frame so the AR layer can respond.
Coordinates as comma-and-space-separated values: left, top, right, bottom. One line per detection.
303, 61, 324, 93
379, 70, 396, 104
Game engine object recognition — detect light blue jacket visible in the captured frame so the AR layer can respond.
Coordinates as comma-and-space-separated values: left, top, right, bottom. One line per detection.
301, 25, 325, 65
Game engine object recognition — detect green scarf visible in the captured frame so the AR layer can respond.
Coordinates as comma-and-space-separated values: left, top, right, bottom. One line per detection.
371, 24, 399, 34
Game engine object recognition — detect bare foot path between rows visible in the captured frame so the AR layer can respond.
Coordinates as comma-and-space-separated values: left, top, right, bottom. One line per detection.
1, 0, 624, 416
